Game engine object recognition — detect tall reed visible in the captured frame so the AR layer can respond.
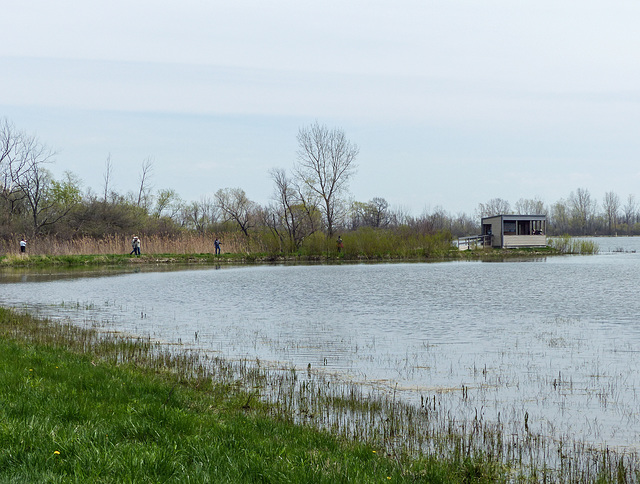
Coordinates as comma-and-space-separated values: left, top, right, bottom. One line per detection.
296, 228, 455, 259
548, 235, 600, 254
0, 233, 251, 256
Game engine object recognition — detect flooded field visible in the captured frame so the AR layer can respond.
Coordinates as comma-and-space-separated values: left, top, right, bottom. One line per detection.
2, 237, 640, 462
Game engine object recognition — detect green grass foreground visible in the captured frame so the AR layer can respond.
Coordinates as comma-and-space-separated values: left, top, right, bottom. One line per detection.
0, 307, 507, 483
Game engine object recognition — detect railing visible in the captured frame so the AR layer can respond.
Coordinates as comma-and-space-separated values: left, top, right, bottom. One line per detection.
455, 234, 492, 250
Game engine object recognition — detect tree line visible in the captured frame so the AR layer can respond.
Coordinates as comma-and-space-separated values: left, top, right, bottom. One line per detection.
1, 117, 638, 253
476, 189, 638, 236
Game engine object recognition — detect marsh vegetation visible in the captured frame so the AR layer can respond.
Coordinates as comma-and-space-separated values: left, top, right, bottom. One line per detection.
4, 308, 501, 482
547, 235, 600, 254
0, 302, 637, 482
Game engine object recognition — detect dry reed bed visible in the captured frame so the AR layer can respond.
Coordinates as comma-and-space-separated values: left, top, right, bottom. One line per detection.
0, 233, 255, 256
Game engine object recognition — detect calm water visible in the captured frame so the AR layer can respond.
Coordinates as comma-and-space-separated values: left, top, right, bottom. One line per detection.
2, 236, 640, 449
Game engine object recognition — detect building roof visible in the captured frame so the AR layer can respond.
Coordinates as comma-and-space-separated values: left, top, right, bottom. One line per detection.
481, 214, 546, 222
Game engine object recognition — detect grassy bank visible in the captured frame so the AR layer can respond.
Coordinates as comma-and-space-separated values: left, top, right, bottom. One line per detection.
1, 305, 636, 482
1, 230, 588, 268
0, 307, 507, 483
0, 228, 600, 268
0, 252, 244, 268
0, 245, 569, 268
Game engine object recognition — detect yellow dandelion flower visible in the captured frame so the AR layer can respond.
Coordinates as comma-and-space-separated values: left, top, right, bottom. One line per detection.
54, 451, 60, 455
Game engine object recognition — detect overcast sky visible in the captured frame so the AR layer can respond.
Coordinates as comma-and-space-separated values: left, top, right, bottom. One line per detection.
2, 1, 640, 215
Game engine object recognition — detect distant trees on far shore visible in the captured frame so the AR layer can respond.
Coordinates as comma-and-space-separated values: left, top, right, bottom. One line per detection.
2, 117, 638, 250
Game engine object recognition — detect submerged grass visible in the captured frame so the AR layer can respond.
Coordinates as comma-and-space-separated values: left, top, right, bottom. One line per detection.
0, 305, 637, 482
0, 306, 507, 483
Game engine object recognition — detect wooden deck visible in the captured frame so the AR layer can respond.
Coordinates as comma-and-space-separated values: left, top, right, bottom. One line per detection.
455, 235, 491, 250
456, 234, 547, 250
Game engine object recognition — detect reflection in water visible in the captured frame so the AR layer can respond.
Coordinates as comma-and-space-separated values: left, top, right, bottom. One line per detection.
2, 237, 640, 450
0, 263, 230, 284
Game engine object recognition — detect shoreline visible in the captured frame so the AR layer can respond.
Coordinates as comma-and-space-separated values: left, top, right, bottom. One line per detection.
0, 246, 563, 268
0, 302, 634, 482
0, 305, 510, 482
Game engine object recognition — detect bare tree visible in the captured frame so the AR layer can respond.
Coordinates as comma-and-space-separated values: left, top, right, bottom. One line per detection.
21, 166, 82, 235
0, 119, 23, 192
450, 212, 478, 237
350, 197, 393, 229
270, 168, 320, 249
0, 121, 83, 235
13, 134, 66, 234
215, 187, 255, 237
270, 168, 298, 246
550, 199, 570, 234
568, 188, 597, 235
514, 197, 546, 215
389, 204, 411, 227
428, 205, 450, 232
602, 191, 620, 235
154, 188, 184, 221
294, 122, 358, 237
476, 198, 511, 218
348, 201, 368, 230
0, 119, 31, 221
180, 197, 217, 233
406, 212, 435, 236
623, 194, 637, 234
103, 153, 113, 203
136, 157, 154, 209
369, 197, 391, 228
291, 176, 321, 236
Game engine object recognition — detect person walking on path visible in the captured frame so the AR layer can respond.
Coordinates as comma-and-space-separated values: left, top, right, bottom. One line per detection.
130, 236, 141, 256
214, 238, 221, 256
19, 238, 26, 254
336, 236, 343, 253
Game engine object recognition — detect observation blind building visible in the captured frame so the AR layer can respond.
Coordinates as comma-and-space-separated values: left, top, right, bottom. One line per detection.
481, 214, 547, 249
